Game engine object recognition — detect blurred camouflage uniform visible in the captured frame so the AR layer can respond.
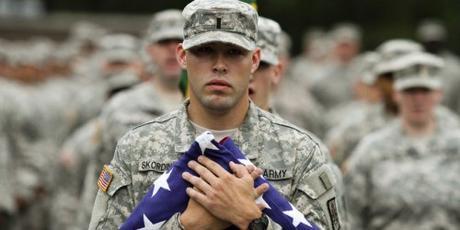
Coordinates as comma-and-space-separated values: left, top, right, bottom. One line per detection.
346, 51, 460, 230
309, 24, 362, 111
90, 0, 344, 229
346, 120, 460, 229
326, 39, 424, 167
49, 34, 141, 230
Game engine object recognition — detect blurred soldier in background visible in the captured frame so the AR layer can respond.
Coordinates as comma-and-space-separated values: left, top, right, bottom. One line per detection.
77, 9, 185, 229
417, 19, 460, 115
309, 23, 362, 111
325, 39, 423, 168
274, 30, 328, 138
345, 51, 460, 229
50, 33, 141, 230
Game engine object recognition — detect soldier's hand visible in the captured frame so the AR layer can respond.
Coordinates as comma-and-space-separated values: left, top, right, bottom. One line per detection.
180, 195, 231, 230
182, 156, 269, 229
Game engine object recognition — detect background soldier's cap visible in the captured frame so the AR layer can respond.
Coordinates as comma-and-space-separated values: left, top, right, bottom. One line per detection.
98, 34, 139, 62
146, 9, 185, 43
182, 0, 258, 51
257, 16, 281, 65
375, 39, 424, 75
353, 51, 381, 85
392, 51, 444, 91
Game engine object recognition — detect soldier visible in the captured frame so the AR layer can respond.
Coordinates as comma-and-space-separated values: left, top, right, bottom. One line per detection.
89, 0, 344, 229
76, 9, 185, 229
248, 16, 282, 112
416, 19, 460, 114
326, 39, 425, 168
309, 23, 362, 111
345, 51, 460, 229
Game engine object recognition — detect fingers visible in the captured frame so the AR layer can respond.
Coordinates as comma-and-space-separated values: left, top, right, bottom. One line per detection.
197, 156, 229, 178
187, 159, 221, 187
182, 171, 213, 194
229, 161, 250, 178
250, 167, 263, 180
254, 183, 269, 197
185, 187, 209, 207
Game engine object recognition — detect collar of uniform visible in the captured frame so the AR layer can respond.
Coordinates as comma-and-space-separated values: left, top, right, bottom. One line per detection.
173, 99, 261, 161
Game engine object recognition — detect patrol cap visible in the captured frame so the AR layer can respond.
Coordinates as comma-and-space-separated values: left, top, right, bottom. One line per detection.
355, 51, 381, 85
146, 9, 185, 43
278, 30, 292, 57
392, 52, 444, 91
257, 16, 281, 65
375, 39, 423, 75
98, 34, 139, 62
182, 0, 258, 51
330, 23, 362, 44
416, 19, 447, 42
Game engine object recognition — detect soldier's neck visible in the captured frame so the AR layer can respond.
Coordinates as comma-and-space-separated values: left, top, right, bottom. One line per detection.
402, 117, 436, 138
187, 98, 249, 131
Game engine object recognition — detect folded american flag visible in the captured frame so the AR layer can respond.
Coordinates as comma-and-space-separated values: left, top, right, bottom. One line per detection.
120, 131, 318, 230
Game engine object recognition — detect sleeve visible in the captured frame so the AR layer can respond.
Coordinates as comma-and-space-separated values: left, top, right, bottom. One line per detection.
88, 144, 133, 229
343, 139, 374, 230
290, 141, 346, 230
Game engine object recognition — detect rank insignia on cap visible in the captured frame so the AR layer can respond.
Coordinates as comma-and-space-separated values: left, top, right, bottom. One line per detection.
98, 165, 113, 192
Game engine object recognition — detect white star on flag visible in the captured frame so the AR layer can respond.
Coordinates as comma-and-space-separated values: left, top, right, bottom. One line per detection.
151, 169, 172, 197
255, 194, 271, 209
282, 203, 312, 227
237, 158, 254, 166
137, 214, 165, 230
196, 131, 219, 154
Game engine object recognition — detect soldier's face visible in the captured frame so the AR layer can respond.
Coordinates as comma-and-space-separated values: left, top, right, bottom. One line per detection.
249, 61, 281, 111
147, 39, 182, 81
177, 42, 260, 112
395, 87, 442, 126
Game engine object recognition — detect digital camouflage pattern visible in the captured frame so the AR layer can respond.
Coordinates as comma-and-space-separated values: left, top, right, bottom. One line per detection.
345, 120, 460, 230
182, 0, 258, 51
257, 16, 281, 65
327, 103, 460, 168
89, 101, 345, 230
145, 9, 185, 44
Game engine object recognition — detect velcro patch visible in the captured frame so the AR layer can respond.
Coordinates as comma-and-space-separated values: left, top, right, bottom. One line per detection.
327, 197, 341, 230
97, 165, 113, 192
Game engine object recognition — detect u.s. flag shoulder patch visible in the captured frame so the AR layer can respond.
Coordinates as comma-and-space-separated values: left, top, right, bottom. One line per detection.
98, 164, 113, 192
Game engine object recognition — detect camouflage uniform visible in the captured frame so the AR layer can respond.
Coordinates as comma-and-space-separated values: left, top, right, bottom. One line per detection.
345, 121, 460, 229
50, 118, 104, 230
89, 101, 344, 230
326, 103, 459, 168
273, 80, 327, 139
346, 50, 460, 230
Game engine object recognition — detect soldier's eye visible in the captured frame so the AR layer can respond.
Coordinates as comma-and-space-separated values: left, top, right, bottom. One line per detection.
190, 46, 214, 56
227, 48, 245, 56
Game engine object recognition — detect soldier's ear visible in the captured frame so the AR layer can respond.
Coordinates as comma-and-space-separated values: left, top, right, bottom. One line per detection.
251, 48, 261, 74
176, 44, 187, 68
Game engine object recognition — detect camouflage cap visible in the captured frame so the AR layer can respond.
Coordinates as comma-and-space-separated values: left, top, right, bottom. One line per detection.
330, 23, 362, 44
392, 52, 444, 91
98, 34, 139, 62
354, 51, 381, 85
146, 9, 185, 43
375, 39, 423, 75
182, 0, 258, 51
257, 16, 281, 65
